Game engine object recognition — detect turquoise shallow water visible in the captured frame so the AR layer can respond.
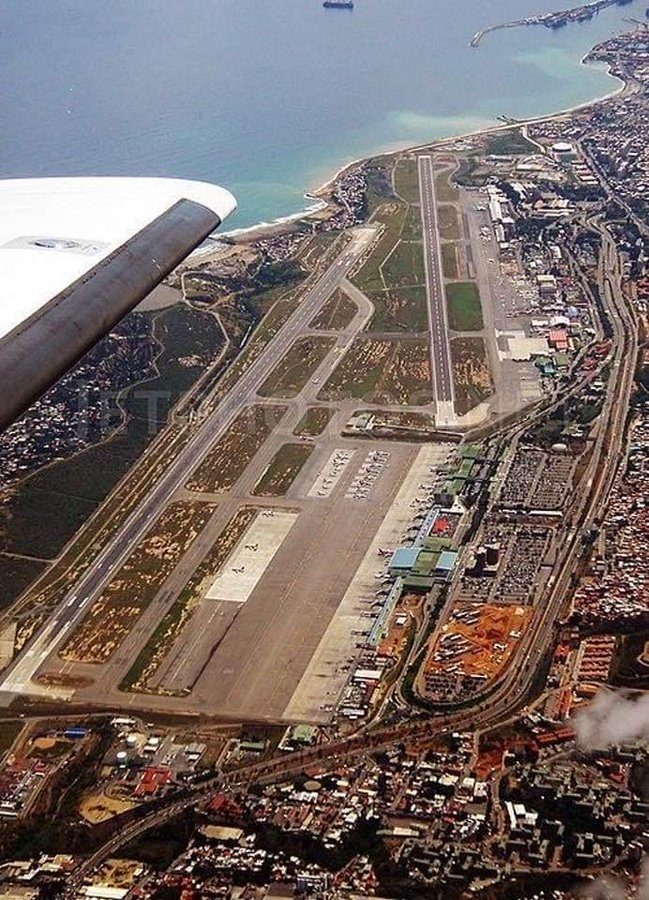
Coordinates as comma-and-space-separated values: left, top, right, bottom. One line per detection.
0, 0, 639, 229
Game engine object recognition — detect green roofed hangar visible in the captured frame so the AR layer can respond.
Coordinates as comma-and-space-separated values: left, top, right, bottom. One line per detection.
388, 545, 458, 590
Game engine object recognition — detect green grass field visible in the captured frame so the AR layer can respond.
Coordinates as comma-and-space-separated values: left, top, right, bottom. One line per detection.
353, 203, 408, 293
0, 556, 47, 613
366, 286, 429, 333
401, 205, 422, 242
0, 721, 25, 754
382, 241, 426, 289
438, 205, 461, 241
394, 156, 420, 205
446, 282, 484, 332
435, 169, 459, 203
0, 304, 224, 564
442, 243, 460, 280
485, 129, 537, 156
252, 443, 314, 496
364, 157, 398, 213
450, 336, 493, 415
293, 407, 336, 437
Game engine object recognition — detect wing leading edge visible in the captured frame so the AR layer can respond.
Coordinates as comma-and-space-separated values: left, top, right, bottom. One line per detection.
0, 177, 236, 431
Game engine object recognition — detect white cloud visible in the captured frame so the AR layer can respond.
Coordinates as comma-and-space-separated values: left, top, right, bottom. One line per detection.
576, 875, 627, 900
637, 856, 649, 900
575, 689, 649, 751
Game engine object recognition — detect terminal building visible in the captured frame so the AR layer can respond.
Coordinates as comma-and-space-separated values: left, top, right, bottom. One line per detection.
388, 542, 458, 591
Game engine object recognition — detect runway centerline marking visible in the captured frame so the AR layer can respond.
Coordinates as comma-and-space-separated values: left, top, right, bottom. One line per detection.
418, 155, 455, 415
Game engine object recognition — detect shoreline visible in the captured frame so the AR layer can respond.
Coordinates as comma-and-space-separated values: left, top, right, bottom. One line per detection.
469, 0, 633, 48
214, 38, 629, 248
218, 195, 329, 242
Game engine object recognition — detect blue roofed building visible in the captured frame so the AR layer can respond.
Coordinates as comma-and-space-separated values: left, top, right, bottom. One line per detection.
388, 547, 421, 576
436, 550, 458, 578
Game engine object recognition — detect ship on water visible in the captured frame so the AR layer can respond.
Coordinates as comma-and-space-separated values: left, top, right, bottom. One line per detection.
323, 0, 354, 9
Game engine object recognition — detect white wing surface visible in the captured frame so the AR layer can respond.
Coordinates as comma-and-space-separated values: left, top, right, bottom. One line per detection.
0, 177, 236, 430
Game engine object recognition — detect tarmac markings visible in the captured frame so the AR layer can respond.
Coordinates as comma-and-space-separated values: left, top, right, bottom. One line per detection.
307, 448, 356, 499
344, 449, 391, 502
205, 510, 298, 603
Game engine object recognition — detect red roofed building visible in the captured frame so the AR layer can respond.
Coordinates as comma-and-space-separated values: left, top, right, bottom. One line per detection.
209, 792, 244, 819
548, 329, 569, 351
134, 766, 172, 797
536, 727, 575, 746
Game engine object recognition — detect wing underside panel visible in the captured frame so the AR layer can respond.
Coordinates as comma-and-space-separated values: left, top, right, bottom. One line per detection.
0, 198, 221, 431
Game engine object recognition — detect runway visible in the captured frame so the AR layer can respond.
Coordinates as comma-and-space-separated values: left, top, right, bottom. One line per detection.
418, 155, 455, 420
0, 226, 377, 699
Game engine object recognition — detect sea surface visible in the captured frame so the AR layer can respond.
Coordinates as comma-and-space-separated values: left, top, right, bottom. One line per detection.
0, 0, 641, 230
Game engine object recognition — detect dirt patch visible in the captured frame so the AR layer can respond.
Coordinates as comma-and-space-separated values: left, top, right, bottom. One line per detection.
60, 501, 215, 665
79, 793, 139, 824
319, 337, 432, 406
29, 736, 74, 760
420, 603, 532, 701
34, 672, 95, 689
187, 405, 287, 493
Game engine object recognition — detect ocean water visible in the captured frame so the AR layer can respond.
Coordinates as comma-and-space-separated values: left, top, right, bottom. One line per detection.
0, 0, 640, 230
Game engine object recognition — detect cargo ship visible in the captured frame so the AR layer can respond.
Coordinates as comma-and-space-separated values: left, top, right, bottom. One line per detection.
323, 0, 354, 9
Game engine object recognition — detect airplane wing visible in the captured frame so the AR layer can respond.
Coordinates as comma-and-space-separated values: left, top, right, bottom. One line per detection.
0, 177, 237, 431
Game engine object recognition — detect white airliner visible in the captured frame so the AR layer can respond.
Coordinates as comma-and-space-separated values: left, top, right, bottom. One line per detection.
0, 176, 237, 431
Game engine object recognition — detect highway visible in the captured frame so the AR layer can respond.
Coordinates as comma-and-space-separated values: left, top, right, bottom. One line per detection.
429, 215, 637, 729
417, 155, 455, 411
0, 226, 377, 699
